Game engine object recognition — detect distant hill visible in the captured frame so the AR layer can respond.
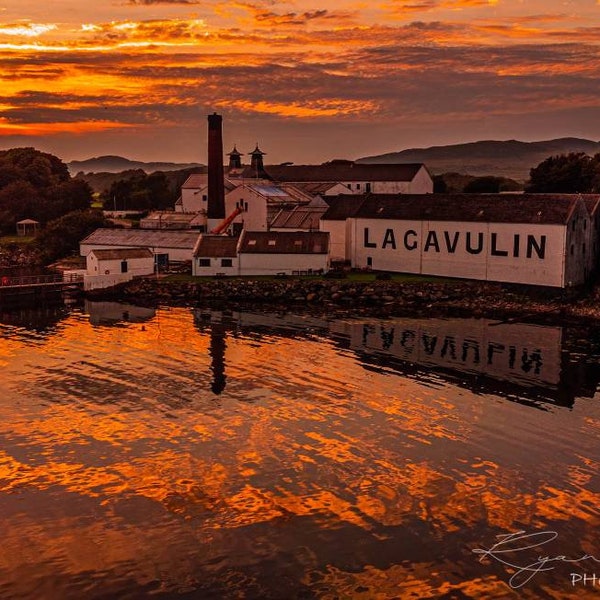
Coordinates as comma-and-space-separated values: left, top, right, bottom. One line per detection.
68, 155, 203, 175
357, 138, 600, 181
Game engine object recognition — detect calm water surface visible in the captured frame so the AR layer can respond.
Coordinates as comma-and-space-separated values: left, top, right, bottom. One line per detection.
1, 302, 600, 599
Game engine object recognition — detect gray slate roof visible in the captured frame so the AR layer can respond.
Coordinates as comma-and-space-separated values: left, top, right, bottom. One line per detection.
91, 248, 153, 260
264, 163, 425, 183
322, 193, 599, 225
239, 231, 329, 254
193, 235, 239, 258
81, 228, 200, 249
353, 193, 591, 224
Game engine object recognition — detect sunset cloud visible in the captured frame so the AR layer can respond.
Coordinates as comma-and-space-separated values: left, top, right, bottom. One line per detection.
1, 0, 599, 163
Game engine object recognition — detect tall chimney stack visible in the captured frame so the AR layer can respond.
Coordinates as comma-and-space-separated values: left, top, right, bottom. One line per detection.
207, 112, 225, 229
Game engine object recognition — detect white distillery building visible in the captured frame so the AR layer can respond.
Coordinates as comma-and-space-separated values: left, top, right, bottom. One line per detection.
321, 193, 600, 288
80, 229, 201, 263
193, 231, 330, 277
263, 162, 434, 195
84, 248, 155, 290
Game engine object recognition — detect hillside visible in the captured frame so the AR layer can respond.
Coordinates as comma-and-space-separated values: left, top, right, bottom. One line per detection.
68, 155, 203, 175
357, 138, 600, 181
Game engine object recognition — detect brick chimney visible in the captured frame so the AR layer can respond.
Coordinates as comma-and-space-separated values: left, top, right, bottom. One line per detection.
207, 113, 225, 229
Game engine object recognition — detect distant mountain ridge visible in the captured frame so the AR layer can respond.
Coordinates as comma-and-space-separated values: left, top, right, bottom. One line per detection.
68, 155, 203, 175
357, 138, 600, 181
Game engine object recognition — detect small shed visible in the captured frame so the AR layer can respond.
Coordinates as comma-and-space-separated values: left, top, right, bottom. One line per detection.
16, 219, 39, 237
84, 247, 155, 291
192, 235, 240, 276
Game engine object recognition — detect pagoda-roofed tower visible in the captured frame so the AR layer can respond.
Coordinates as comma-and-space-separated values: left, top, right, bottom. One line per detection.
249, 144, 267, 177
227, 145, 243, 170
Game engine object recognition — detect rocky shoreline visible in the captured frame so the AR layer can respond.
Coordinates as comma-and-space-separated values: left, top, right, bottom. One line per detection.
85, 276, 600, 327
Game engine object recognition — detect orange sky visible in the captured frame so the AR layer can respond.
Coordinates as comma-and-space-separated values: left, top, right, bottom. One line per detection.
1, 0, 599, 163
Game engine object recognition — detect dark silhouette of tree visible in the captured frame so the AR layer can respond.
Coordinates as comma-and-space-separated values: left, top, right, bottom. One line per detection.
526, 152, 600, 193
0, 147, 92, 233
35, 210, 110, 263
464, 176, 504, 193
101, 170, 176, 211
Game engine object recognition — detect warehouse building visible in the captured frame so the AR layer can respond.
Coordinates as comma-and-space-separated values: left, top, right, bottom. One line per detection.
321, 193, 599, 287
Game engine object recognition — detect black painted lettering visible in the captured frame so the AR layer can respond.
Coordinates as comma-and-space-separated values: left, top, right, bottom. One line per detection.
400, 330, 416, 352
466, 232, 484, 254
491, 233, 509, 257
513, 234, 520, 258
441, 336, 457, 359
380, 326, 394, 350
382, 228, 397, 249
404, 230, 418, 251
509, 345, 516, 369
526, 235, 546, 259
521, 349, 542, 375
362, 324, 375, 347
364, 227, 376, 248
424, 231, 440, 253
462, 340, 480, 364
487, 342, 505, 365
444, 231, 460, 253
422, 334, 437, 355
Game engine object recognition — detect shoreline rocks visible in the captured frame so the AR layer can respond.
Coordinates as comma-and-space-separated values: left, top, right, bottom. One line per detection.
84, 276, 600, 327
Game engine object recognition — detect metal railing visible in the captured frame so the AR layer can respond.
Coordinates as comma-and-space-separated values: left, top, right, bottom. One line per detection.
0, 273, 84, 287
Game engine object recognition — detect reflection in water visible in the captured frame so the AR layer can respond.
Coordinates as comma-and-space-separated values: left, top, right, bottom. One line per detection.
0, 304, 599, 599
209, 323, 227, 395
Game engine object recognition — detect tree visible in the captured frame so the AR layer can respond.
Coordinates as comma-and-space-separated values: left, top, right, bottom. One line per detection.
526, 152, 599, 193
100, 170, 177, 211
0, 147, 92, 232
35, 210, 110, 264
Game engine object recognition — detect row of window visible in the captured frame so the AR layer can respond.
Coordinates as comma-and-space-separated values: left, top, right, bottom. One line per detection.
198, 258, 233, 267
347, 183, 372, 192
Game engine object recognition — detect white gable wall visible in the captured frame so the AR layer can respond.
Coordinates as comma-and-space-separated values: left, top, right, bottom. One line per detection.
180, 182, 208, 213
319, 219, 347, 262
225, 187, 268, 232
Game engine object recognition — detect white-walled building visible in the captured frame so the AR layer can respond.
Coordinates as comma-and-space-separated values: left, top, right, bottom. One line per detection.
192, 235, 239, 277
84, 248, 154, 290
323, 193, 600, 288
238, 231, 329, 276
263, 162, 434, 195
192, 231, 330, 276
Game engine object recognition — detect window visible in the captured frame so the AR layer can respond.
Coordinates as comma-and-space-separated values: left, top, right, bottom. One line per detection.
221, 259, 233, 267
366, 182, 371, 193
248, 240, 257, 246
244, 202, 248, 211
120, 260, 128, 273
202, 194, 207, 202
356, 183, 361, 190
367, 257, 373, 267
199, 258, 211, 267
570, 244, 574, 255
268, 240, 276, 246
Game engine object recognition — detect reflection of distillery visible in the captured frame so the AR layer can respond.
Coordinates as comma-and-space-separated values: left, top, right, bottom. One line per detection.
194, 310, 600, 407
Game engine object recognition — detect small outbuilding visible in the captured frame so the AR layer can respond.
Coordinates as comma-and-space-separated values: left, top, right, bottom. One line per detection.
16, 219, 39, 237
192, 235, 240, 276
84, 247, 154, 290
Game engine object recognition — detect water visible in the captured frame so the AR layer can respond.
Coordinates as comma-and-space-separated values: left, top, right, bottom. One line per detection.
1, 302, 600, 599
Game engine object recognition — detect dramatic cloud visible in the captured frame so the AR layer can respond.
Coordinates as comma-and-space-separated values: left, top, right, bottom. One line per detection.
1, 0, 599, 162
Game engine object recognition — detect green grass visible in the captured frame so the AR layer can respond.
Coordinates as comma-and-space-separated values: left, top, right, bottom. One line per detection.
0, 235, 35, 245
162, 272, 462, 285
